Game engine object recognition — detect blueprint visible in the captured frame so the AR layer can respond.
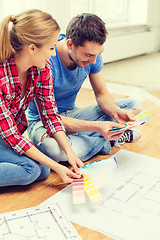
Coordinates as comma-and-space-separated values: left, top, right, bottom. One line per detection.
41, 150, 160, 240
0, 203, 81, 240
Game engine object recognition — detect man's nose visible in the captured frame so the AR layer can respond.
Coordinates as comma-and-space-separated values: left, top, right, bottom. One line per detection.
90, 56, 97, 64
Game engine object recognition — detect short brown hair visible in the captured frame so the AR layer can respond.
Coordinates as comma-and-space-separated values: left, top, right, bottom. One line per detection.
66, 13, 108, 47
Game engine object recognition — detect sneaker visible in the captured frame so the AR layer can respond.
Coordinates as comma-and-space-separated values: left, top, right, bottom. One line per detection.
118, 129, 141, 143
111, 129, 141, 147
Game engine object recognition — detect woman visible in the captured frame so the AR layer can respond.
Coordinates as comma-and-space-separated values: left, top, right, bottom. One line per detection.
0, 9, 83, 187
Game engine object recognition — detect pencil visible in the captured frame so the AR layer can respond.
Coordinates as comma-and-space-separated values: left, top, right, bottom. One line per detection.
49, 182, 68, 187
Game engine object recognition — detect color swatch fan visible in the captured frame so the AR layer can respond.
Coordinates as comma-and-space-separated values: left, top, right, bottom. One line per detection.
72, 174, 85, 204
80, 157, 118, 189
126, 110, 151, 127
72, 157, 117, 204
111, 110, 151, 132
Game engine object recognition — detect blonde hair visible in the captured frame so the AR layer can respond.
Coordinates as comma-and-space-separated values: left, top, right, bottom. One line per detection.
0, 9, 60, 63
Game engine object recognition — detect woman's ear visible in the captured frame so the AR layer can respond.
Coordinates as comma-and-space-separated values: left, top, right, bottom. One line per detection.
66, 39, 74, 50
28, 44, 37, 54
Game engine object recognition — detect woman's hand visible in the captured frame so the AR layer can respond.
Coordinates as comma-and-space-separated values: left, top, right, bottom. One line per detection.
55, 163, 81, 183
66, 151, 84, 175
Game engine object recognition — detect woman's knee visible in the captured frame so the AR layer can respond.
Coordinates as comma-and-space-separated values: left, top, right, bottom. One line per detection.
22, 163, 42, 185
0, 161, 41, 186
37, 164, 50, 181
19, 162, 50, 185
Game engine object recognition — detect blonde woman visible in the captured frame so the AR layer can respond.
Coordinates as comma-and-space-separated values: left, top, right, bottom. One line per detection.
0, 9, 83, 187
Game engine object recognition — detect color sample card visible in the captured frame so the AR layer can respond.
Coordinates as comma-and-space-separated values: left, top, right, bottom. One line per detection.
73, 158, 117, 204
83, 173, 103, 203
132, 110, 151, 121
81, 157, 117, 189
111, 110, 151, 132
81, 157, 117, 170
72, 174, 85, 204
126, 110, 151, 128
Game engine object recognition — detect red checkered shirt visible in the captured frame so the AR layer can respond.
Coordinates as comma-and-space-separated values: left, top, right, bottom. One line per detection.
0, 54, 65, 155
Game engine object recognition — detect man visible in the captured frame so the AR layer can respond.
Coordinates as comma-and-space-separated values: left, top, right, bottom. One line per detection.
27, 13, 141, 163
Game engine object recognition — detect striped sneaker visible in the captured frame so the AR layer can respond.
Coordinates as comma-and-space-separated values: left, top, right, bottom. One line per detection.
111, 129, 141, 147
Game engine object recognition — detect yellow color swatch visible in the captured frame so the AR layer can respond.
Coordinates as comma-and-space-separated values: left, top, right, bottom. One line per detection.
83, 174, 103, 203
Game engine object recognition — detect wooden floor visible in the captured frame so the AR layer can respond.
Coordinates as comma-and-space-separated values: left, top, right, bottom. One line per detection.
0, 88, 160, 240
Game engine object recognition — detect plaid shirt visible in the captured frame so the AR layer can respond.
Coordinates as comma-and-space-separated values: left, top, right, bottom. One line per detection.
0, 54, 65, 155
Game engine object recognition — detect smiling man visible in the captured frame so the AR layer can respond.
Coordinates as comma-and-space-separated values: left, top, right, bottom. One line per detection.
27, 13, 142, 163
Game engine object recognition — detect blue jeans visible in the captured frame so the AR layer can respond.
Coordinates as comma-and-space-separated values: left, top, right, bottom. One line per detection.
0, 136, 50, 187
27, 98, 142, 163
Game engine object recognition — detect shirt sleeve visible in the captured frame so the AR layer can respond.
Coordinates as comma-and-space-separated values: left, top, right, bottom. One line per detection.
35, 65, 65, 136
0, 91, 33, 155
90, 54, 103, 74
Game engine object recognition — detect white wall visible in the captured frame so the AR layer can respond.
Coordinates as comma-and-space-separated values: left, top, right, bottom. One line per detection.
0, 0, 160, 63
0, 0, 70, 33
102, 0, 160, 62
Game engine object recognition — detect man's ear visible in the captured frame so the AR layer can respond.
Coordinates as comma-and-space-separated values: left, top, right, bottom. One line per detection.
28, 44, 37, 54
66, 39, 74, 50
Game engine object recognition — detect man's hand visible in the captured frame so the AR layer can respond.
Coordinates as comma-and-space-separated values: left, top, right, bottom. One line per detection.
113, 108, 141, 124
97, 121, 126, 141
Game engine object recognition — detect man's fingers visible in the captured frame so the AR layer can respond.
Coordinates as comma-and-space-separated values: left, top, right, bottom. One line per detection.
109, 132, 124, 140
112, 122, 126, 128
127, 112, 135, 121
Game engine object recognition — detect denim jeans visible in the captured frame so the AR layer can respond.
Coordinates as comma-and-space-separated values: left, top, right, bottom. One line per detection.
27, 97, 142, 163
0, 136, 50, 187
